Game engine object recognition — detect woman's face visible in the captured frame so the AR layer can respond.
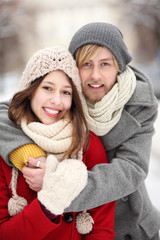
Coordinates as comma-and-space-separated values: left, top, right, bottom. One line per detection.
30, 70, 72, 125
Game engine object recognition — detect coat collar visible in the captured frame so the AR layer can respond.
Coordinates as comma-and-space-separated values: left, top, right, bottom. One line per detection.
127, 65, 155, 107
100, 66, 157, 151
100, 109, 141, 150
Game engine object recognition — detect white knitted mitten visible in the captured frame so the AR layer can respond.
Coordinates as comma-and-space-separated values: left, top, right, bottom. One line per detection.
38, 155, 88, 215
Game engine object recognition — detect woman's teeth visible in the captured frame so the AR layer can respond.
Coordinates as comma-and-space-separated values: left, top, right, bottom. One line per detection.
44, 108, 59, 115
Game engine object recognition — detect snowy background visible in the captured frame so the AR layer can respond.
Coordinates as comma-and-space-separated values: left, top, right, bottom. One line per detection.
145, 102, 160, 212
0, 0, 160, 223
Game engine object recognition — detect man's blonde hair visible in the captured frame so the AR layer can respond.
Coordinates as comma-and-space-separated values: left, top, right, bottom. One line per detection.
75, 44, 120, 71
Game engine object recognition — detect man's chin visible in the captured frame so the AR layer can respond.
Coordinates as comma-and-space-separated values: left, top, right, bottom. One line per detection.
82, 89, 105, 103
85, 95, 103, 103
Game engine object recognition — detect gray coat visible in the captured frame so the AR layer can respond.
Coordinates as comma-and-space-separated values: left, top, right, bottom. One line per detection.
68, 66, 160, 239
0, 66, 160, 239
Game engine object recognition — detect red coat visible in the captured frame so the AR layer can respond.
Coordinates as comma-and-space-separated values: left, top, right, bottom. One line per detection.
0, 132, 115, 240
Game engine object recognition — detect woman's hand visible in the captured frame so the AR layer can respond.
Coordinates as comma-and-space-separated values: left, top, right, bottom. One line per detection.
22, 156, 46, 192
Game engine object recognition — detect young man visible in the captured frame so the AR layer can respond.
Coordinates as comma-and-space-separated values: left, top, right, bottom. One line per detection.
0, 22, 160, 239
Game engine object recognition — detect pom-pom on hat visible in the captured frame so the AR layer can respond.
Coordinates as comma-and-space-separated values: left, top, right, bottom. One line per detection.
19, 46, 82, 93
68, 22, 132, 72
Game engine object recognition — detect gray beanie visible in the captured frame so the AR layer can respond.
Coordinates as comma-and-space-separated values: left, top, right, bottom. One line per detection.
68, 22, 132, 72
19, 46, 82, 93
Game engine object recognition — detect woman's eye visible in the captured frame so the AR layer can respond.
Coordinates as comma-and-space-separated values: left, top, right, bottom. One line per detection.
43, 86, 52, 91
63, 91, 72, 95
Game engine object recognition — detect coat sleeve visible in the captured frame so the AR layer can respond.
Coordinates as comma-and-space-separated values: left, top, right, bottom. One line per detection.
65, 86, 158, 212
0, 200, 62, 240
0, 101, 34, 165
0, 157, 61, 240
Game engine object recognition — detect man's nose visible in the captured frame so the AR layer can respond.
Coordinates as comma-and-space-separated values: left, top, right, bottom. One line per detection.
90, 66, 101, 81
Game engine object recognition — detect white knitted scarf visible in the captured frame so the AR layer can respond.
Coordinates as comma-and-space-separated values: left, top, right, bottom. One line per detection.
82, 66, 136, 136
21, 118, 76, 161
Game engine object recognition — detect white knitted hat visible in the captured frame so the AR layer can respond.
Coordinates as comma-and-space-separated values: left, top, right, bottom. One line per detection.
19, 46, 82, 94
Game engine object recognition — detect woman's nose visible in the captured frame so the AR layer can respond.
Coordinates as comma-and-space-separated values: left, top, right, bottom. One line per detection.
50, 92, 61, 105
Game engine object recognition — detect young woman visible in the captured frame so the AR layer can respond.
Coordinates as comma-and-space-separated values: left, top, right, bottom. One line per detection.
0, 46, 115, 240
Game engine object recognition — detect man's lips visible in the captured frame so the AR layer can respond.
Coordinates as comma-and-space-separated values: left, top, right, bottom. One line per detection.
88, 84, 104, 89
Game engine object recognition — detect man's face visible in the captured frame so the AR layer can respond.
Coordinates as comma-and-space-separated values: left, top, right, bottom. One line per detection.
79, 47, 118, 103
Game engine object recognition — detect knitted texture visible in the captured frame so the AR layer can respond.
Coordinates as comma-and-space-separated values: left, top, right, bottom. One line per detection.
38, 155, 88, 215
21, 118, 77, 161
8, 167, 28, 216
76, 210, 94, 234
82, 66, 136, 136
10, 144, 46, 171
19, 46, 82, 94
68, 22, 132, 72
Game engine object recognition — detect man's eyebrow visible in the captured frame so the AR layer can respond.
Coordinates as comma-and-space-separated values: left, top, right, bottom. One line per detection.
99, 58, 114, 61
88, 57, 114, 62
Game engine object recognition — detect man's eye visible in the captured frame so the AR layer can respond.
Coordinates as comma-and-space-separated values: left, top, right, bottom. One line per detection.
83, 62, 91, 67
102, 62, 109, 66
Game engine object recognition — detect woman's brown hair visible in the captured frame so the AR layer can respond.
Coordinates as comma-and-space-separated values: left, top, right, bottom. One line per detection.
8, 74, 90, 159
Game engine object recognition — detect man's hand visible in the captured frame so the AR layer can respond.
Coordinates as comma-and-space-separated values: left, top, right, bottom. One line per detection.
22, 156, 46, 192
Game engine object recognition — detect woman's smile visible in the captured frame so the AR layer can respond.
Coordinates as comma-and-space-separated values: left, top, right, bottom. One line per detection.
43, 107, 61, 118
